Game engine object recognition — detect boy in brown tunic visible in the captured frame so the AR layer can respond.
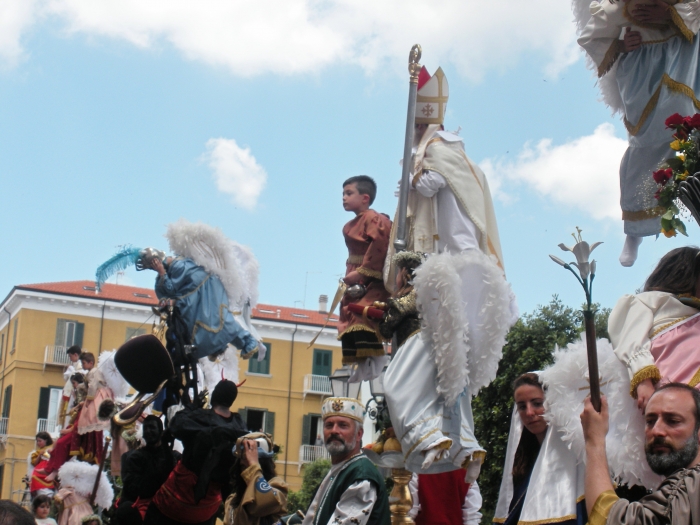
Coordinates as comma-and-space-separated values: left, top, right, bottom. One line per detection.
338, 175, 391, 366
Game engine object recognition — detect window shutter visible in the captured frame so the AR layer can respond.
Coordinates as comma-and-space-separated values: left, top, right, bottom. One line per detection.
238, 408, 248, 431
55, 320, 67, 347
74, 323, 84, 348
38, 387, 50, 419
264, 411, 275, 437
2, 385, 12, 418
312, 350, 332, 376
11, 319, 17, 351
302, 414, 311, 446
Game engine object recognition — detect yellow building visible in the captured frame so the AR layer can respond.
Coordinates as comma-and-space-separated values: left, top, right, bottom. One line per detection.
0, 280, 342, 501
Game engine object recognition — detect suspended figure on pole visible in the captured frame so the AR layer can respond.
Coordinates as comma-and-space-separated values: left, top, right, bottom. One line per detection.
381, 47, 518, 480
95, 219, 264, 411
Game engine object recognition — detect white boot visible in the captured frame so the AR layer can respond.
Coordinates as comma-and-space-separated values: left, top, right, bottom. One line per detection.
619, 235, 643, 267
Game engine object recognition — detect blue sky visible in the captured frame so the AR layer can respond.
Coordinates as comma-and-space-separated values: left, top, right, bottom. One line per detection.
0, 1, 693, 317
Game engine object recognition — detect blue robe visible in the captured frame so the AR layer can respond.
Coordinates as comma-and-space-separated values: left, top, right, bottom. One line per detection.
155, 257, 258, 359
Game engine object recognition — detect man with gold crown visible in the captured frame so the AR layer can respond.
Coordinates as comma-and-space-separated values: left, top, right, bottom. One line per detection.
383, 64, 518, 479
299, 397, 390, 525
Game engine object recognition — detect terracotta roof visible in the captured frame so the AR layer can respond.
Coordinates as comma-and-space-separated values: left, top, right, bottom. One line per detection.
13, 281, 339, 327
252, 303, 338, 327
16, 280, 159, 306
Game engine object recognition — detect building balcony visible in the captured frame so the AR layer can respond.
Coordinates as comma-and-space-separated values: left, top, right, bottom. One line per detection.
36, 418, 60, 435
299, 444, 329, 466
44, 345, 73, 368
0, 417, 8, 436
302, 374, 331, 397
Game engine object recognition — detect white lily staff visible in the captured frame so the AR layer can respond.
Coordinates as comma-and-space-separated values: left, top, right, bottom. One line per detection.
550, 228, 603, 411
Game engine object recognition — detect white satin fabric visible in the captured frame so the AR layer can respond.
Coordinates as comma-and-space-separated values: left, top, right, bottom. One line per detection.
415, 170, 482, 254
384, 331, 483, 474
302, 457, 377, 525
609, 291, 699, 380
493, 409, 585, 523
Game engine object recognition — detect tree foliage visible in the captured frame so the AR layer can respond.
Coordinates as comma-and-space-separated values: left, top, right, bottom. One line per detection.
472, 296, 610, 522
286, 458, 332, 514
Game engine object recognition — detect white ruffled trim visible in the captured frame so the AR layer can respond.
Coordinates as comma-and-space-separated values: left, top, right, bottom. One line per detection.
540, 336, 663, 489
414, 250, 517, 406
166, 219, 260, 310
58, 459, 114, 510
97, 350, 130, 399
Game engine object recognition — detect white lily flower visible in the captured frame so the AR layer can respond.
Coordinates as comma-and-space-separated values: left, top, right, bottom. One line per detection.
558, 240, 603, 281
590, 260, 597, 277
549, 255, 567, 267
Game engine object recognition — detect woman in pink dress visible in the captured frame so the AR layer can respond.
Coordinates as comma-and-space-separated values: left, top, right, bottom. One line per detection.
609, 246, 700, 410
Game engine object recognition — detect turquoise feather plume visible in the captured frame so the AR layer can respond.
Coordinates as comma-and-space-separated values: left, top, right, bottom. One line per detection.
95, 246, 142, 291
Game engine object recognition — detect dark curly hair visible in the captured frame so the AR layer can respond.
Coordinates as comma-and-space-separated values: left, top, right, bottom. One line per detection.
644, 246, 700, 296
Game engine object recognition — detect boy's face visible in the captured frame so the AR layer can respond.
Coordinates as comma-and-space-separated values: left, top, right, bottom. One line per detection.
343, 184, 369, 213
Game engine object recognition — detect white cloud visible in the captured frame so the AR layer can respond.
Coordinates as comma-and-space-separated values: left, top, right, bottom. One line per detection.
0, 0, 37, 67
1, 0, 580, 79
480, 123, 628, 222
203, 138, 267, 210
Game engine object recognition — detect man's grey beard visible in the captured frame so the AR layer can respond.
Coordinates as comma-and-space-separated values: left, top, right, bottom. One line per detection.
325, 435, 357, 457
646, 435, 699, 476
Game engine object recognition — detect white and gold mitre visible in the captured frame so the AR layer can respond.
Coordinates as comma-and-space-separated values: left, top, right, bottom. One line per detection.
416, 66, 448, 125
322, 397, 365, 423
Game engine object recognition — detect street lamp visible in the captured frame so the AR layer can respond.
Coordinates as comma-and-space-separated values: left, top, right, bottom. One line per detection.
329, 366, 361, 399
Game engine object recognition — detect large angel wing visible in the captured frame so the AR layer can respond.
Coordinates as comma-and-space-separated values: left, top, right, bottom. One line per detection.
572, 0, 626, 115
165, 219, 259, 310
198, 345, 240, 395
97, 350, 130, 399
540, 336, 663, 489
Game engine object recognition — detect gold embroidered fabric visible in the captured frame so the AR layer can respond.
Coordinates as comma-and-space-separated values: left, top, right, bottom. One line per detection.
357, 266, 382, 279
670, 6, 694, 41
630, 365, 661, 397
588, 490, 620, 525
347, 255, 363, 265
622, 206, 666, 221
625, 74, 700, 135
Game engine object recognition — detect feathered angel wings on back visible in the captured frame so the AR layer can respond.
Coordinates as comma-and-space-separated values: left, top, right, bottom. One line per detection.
572, 0, 625, 114
165, 219, 259, 310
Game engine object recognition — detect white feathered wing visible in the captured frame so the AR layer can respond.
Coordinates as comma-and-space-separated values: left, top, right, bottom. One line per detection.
540, 336, 663, 489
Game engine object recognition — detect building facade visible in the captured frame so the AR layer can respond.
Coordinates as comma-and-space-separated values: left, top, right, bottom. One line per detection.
0, 280, 341, 500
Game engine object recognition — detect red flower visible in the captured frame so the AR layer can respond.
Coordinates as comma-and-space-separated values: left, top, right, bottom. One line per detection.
666, 113, 685, 128
686, 114, 700, 129
653, 168, 673, 185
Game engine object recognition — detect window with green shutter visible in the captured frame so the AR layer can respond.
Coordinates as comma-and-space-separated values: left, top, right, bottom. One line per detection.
239, 407, 275, 438
248, 343, 271, 375
302, 413, 323, 445
312, 349, 332, 376
2, 385, 11, 419
55, 319, 84, 348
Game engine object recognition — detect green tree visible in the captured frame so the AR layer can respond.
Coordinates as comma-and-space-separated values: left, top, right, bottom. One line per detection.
472, 297, 610, 522
287, 458, 332, 514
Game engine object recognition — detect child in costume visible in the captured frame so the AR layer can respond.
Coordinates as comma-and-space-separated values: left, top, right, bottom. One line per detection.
33, 495, 57, 525
75, 353, 112, 463
576, 0, 700, 265
59, 346, 83, 428
609, 246, 700, 410
338, 175, 391, 378
28, 432, 55, 498
54, 460, 113, 525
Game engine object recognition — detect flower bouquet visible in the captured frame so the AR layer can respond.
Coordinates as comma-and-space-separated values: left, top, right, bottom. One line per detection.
653, 113, 700, 237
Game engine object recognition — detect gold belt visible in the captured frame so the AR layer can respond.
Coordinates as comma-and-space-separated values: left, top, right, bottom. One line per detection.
347, 255, 363, 265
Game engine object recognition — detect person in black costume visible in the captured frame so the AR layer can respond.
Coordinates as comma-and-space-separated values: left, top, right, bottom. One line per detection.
145, 380, 247, 525
115, 415, 180, 524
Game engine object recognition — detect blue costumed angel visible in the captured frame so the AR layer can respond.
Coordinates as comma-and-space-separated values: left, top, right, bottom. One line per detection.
95, 220, 263, 361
